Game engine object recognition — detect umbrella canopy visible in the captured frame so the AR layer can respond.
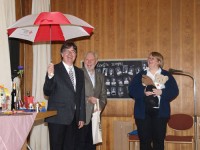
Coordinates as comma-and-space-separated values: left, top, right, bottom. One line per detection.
7, 12, 94, 42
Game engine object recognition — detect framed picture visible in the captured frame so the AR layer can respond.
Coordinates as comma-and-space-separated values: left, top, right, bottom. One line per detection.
82, 58, 147, 99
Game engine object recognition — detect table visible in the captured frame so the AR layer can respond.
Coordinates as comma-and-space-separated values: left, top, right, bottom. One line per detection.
35, 111, 57, 122
0, 111, 57, 150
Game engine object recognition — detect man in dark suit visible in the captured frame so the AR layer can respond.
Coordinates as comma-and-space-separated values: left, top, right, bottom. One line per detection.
75, 51, 107, 150
43, 41, 85, 150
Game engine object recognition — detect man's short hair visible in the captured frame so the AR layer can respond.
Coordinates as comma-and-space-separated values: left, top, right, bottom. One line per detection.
60, 41, 77, 53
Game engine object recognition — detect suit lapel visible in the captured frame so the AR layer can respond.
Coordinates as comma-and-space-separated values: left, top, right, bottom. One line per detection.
74, 67, 81, 92
94, 71, 100, 95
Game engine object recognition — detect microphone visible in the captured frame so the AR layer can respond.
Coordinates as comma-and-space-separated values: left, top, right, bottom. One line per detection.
168, 68, 183, 74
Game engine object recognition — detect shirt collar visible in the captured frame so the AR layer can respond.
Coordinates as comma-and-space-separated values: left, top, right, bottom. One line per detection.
146, 67, 162, 79
62, 61, 74, 72
146, 67, 161, 74
86, 68, 95, 76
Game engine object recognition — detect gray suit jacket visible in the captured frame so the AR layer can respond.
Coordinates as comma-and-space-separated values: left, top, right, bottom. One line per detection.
82, 67, 107, 125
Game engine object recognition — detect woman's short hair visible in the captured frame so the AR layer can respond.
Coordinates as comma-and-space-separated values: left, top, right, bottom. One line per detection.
150, 51, 164, 68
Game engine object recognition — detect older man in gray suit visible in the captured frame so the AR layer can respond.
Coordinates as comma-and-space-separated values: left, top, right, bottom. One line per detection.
75, 51, 107, 150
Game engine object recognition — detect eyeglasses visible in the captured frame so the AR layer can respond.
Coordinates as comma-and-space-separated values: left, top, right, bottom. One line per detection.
62, 49, 76, 55
147, 57, 156, 61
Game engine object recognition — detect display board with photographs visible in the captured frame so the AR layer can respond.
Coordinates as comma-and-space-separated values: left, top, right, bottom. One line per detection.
95, 59, 147, 99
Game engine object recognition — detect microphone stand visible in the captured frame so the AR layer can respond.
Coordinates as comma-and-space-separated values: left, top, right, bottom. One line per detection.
170, 71, 198, 150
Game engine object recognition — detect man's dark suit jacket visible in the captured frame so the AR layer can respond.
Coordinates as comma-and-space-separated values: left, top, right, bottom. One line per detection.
43, 62, 86, 125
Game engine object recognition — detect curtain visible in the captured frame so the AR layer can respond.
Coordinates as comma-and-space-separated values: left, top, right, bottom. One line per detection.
0, 0, 15, 98
29, 0, 51, 150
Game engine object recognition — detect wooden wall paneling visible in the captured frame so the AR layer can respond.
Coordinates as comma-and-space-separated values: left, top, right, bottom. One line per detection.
88, 0, 98, 54
195, 0, 200, 116
16, 0, 33, 97
158, 0, 171, 69
102, 100, 134, 117
101, 0, 118, 59
181, 0, 194, 73
15, 0, 22, 19
51, 0, 76, 14
138, 0, 159, 57
22, 0, 33, 96
19, 0, 200, 114
76, 0, 95, 62
15, 0, 26, 97
23, 43, 33, 96
125, 0, 139, 58
99, 0, 109, 58
100, 116, 134, 150
51, 43, 61, 64
21, 0, 32, 17
180, 0, 195, 115
99, 0, 111, 59
116, 0, 126, 58
170, 0, 183, 115
102, 99, 134, 117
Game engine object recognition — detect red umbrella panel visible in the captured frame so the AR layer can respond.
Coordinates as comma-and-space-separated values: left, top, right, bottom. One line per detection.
7, 12, 94, 42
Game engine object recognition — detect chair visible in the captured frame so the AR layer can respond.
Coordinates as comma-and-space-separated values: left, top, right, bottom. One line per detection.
165, 114, 194, 150
128, 134, 139, 150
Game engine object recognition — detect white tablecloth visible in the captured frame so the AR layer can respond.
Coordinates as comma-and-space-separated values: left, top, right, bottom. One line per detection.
0, 112, 37, 150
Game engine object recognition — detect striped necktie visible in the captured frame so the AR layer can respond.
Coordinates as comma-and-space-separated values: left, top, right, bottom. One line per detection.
69, 67, 74, 88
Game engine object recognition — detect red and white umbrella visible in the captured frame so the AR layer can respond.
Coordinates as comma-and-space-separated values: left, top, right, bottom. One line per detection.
7, 11, 94, 42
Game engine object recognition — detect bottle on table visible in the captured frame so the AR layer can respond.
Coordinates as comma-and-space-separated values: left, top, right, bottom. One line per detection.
15, 90, 20, 110
11, 83, 17, 110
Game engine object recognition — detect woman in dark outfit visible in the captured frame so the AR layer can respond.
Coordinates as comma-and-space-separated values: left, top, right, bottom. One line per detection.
129, 52, 179, 150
